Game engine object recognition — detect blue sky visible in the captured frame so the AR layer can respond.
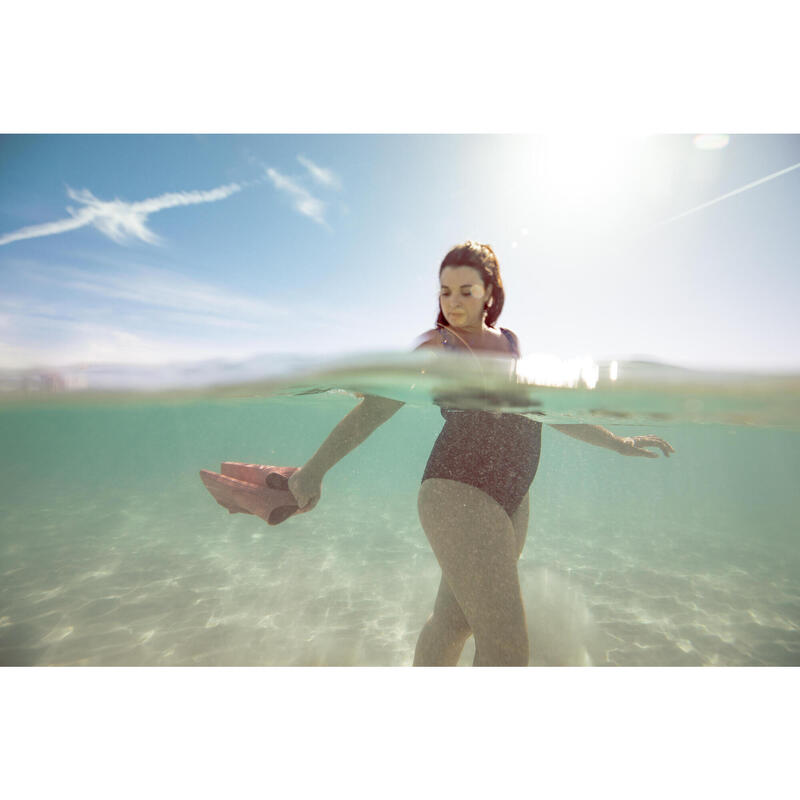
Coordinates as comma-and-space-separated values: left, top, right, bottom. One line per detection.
1, 134, 798, 373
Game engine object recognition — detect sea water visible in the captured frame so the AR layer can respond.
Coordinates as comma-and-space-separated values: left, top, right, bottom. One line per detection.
1, 352, 798, 666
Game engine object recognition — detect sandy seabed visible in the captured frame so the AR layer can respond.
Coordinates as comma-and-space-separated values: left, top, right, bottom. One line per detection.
1, 491, 798, 667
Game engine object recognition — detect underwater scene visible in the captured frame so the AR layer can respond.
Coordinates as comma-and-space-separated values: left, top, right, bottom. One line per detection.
1, 351, 798, 667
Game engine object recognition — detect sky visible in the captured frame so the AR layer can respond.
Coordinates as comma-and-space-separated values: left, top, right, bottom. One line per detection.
1, 133, 799, 373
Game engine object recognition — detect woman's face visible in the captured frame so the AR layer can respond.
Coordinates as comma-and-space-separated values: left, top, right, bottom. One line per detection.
439, 265, 491, 329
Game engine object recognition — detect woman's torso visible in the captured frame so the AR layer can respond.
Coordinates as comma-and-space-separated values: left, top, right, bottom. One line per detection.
421, 326, 542, 516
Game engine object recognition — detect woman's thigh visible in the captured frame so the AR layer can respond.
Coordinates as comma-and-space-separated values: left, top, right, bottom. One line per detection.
418, 478, 526, 642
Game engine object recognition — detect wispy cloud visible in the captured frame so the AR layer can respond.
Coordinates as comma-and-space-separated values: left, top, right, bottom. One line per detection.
265, 168, 329, 228
0, 248, 363, 368
26, 263, 287, 321
0, 183, 242, 247
297, 155, 341, 190
0, 262, 287, 368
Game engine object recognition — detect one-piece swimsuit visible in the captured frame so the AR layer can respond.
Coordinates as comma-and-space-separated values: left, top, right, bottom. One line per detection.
421, 327, 542, 517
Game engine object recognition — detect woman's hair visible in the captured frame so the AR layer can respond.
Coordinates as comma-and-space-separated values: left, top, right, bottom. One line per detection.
436, 240, 505, 328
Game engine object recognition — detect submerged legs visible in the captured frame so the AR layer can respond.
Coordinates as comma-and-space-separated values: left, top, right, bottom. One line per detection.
414, 479, 530, 667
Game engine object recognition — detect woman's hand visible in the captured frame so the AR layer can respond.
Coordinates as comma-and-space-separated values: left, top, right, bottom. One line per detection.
617, 435, 675, 458
288, 467, 323, 511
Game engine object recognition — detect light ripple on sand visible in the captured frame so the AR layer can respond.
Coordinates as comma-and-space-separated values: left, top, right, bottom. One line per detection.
1, 496, 799, 666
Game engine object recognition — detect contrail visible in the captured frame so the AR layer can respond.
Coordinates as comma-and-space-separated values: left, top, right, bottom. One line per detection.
655, 160, 800, 227
0, 183, 242, 247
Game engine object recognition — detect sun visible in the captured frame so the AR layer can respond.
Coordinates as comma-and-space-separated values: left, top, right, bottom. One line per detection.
530, 135, 650, 236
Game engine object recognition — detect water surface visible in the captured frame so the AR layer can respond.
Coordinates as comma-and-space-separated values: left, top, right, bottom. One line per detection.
1, 354, 798, 666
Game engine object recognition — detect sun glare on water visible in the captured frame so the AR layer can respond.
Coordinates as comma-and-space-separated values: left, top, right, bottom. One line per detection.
516, 353, 600, 389
693, 134, 730, 150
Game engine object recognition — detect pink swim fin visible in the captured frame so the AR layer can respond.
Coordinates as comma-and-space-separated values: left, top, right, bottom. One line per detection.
199, 463, 306, 525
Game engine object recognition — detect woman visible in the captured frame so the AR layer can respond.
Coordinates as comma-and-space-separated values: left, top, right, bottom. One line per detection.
288, 241, 673, 666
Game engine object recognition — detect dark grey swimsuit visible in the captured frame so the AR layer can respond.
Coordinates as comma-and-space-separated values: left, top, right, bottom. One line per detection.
421, 327, 542, 517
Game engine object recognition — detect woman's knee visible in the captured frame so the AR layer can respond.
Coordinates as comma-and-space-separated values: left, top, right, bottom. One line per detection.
470, 603, 530, 666
474, 630, 529, 666
431, 608, 471, 641
414, 610, 472, 666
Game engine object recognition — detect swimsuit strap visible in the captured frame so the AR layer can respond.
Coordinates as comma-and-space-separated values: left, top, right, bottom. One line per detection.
499, 327, 520, 358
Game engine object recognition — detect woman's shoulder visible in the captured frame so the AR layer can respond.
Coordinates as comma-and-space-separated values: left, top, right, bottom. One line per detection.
414, 328, 444, 351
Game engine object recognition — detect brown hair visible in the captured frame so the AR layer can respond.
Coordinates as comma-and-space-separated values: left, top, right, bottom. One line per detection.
436, 241, 505, 328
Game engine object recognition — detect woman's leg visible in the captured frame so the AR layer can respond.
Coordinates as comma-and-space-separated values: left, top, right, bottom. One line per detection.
415, 478, 529, 666
413, 573, 472, 666
413, 491, 531, 666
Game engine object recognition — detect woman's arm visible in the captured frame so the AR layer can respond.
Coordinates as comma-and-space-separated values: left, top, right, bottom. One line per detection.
288, 332, 441, 510
549, 424, 674, 458
288, 394, 404, 509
